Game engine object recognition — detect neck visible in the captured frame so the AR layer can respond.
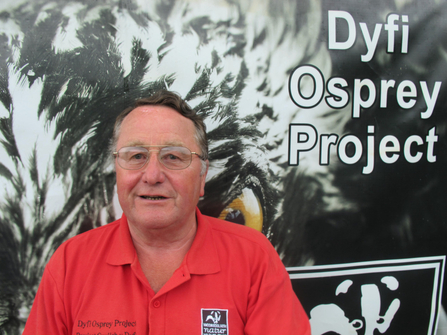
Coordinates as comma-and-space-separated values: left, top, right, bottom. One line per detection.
127, 216, 198, 294
130, 219, 197, 253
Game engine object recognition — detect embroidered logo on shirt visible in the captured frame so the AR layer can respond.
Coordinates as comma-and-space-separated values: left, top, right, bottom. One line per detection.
201, 309, 228, 334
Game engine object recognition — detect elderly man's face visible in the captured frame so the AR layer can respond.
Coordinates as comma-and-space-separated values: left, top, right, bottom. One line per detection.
115, 105, 207, 234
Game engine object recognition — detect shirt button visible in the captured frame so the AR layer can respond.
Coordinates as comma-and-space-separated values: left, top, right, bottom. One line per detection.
153, 300, 161, 308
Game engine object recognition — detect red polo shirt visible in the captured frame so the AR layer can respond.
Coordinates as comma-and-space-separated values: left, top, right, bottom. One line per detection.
24, 209, 310, 335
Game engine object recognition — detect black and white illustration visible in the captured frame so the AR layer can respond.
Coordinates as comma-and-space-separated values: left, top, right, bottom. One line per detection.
289, 257, 445, 335
0, 0, 446, 334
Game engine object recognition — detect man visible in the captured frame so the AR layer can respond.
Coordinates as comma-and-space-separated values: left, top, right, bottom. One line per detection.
23, 90, 310, 334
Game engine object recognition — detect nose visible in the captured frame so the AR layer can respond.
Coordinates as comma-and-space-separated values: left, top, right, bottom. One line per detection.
140, 151, 166, 184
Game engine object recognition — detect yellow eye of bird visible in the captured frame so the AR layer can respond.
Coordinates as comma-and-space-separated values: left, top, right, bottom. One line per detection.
218, 188, 263, 232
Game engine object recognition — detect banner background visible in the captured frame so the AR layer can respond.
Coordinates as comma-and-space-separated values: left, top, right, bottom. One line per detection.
0, 0, 445, 333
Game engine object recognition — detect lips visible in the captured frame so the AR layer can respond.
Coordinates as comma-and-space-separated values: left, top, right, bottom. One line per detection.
140, 196, 166, 200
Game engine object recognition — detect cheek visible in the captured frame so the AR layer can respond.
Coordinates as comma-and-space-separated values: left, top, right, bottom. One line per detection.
170, 172, 202, 198
116, 170, 140, 197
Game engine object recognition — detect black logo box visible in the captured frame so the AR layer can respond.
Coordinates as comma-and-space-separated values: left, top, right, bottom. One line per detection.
288, 256, 445, 335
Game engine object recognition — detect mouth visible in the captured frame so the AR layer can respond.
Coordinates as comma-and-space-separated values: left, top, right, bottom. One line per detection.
140, 196, 166, 200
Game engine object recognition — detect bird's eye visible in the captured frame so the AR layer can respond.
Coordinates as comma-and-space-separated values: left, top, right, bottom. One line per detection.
218, 188, 263, 232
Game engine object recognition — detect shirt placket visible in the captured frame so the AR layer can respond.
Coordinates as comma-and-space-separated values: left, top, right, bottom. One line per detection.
148, 266, 191, 334
148, 294, 166, 334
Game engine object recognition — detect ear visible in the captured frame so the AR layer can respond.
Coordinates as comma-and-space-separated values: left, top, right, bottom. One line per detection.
199, 160, 209, 197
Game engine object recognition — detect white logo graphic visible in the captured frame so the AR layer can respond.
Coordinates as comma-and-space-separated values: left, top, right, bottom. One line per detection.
206, 311, 222, 324
310, 277, 400, 335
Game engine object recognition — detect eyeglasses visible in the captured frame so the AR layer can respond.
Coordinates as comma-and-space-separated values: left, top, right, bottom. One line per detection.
113, 145, 204, 170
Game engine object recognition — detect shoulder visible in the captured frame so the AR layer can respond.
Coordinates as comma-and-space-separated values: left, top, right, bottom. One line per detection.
61, 219, 120, 249
202, 215, 279, 257
198, 215, 292, 290
48, 219, 121, 267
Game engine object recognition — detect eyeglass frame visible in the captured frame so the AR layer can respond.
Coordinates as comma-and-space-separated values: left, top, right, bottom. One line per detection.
113, 145, 205, 170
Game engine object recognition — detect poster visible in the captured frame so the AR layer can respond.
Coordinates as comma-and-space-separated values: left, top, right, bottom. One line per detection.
0, 0, 445, 334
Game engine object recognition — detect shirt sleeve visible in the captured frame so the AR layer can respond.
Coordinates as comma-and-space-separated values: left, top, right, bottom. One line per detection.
22, 256, 68, 335
244, 241, 311, 335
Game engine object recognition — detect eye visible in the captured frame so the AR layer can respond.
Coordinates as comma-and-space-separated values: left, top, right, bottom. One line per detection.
166, 153, 180, 160
160, 152, 182, 164
129, 152, 147, 162
218, 188, 263, 232
131, 153, 145, 160
160, 147, 189, 165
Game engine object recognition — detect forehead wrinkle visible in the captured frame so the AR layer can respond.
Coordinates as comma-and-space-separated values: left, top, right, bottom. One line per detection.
122, 139, 187, 148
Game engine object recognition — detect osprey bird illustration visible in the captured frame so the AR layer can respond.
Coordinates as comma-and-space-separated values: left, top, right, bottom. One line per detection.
1, 0, 447, 334
0, 0, 326, 332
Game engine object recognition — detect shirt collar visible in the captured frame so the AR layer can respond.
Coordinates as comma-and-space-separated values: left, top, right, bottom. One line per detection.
107, 214, 136, 266
184, 208, 220, 275
106, 209, 221, 275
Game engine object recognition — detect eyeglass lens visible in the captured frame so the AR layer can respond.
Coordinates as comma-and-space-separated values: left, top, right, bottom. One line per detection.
116, 146, 193, 170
